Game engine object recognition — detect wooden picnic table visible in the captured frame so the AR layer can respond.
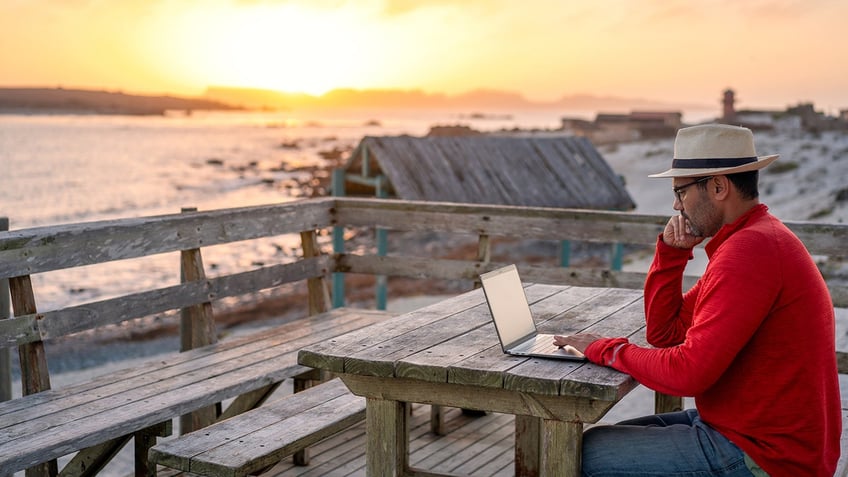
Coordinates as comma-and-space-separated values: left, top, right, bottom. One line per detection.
298, 283, 646, 476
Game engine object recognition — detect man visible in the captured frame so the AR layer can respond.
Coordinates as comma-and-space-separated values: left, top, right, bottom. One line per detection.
554, 124, 840, 476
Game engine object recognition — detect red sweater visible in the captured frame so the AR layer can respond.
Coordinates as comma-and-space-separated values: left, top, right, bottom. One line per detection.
586, 204, 841, 476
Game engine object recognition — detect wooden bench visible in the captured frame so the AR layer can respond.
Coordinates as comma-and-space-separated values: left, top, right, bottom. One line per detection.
0, 308, 393, 476
149, 378, 364, 477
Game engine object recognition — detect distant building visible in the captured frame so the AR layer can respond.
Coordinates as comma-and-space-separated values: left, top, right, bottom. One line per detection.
720, 88, 847, 132
340, 135, 635, 211
720, 89, 781, 130
560, 111, 682, 144
722, 89, 737, 123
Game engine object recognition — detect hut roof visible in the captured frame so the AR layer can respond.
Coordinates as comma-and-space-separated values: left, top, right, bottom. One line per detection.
342, 135, 636, 211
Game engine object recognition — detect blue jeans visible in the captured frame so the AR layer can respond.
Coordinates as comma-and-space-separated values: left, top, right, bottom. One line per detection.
581, 409, 756, 476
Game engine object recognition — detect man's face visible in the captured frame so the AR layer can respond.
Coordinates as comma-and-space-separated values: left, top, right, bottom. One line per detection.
673, 176, 722, 238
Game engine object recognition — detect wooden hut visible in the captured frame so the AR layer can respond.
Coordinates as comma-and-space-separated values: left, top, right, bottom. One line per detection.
340, 135, 635, 211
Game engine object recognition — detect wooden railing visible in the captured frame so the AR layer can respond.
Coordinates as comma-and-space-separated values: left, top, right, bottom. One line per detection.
330, 197, 847, 307
2, 196, 846, 406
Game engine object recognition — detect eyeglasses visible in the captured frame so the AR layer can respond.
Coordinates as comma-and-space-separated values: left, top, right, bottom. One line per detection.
672, 176, 712, 202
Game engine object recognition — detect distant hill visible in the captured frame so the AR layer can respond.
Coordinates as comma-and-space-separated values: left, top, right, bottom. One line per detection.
203, 86, 712, 114
0, 86, 713, 117
0, 88, 242, 115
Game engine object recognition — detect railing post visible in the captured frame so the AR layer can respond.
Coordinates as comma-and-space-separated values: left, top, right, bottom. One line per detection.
331, 168, 346, 308
559, 240, 571, 267
9, 274, 57, 476
300, 230, 330, 315
179, 208, 217, 352
611, 242, 624, 271
473, 234, 491, 290
0, 217, 10, 404
375, 175, 388, 310
179, 207, 218, 434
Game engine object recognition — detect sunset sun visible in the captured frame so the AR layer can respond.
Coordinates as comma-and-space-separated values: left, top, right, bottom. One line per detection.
159, 3, 374, 95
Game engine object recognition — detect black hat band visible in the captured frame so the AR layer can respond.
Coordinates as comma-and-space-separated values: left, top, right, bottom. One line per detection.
671, 157, 758, 169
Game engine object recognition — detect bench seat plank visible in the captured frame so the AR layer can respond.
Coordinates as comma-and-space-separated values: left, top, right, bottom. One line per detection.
1, 309, 379, 437
0, 309, 393, 475
0, 309, 355, 416
149, 378, 366, 477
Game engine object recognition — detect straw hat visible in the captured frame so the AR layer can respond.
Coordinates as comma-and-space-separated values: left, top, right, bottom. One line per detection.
649, 124, 779, 178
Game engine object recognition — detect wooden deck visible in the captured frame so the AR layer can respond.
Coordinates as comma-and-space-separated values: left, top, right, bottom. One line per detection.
158, 404, 516, 477
268, 404, 515, 477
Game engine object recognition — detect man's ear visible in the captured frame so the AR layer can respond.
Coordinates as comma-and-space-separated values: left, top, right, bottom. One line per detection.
712, 176, 730, 199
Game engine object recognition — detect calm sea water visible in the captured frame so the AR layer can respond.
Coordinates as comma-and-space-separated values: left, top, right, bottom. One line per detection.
0, 109, 567, 311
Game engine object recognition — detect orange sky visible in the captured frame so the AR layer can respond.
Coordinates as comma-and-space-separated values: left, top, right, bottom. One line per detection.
1, 0, 846, 112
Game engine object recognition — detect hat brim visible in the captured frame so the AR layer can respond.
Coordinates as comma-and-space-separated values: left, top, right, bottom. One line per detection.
648, 154, 779, 178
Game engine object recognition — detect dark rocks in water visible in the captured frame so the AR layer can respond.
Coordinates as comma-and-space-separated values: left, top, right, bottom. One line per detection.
318, 147, 349, 160
426, 124, 482, 137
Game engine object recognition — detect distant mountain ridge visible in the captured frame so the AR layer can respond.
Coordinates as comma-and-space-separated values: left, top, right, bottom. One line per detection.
204, 85, 712, 114
0, 86, 713, 116
0, 88, 241, 115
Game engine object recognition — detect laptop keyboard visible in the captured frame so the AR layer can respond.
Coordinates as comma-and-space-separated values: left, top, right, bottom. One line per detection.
514, 336, 555, 353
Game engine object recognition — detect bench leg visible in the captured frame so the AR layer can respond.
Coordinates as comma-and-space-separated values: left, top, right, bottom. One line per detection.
180, 405, 218, 436
134, 422, 171, 477
26, 461, 57, 477
429, 405, 446, 435
219, 383, 281, 420
291, 369, 334, 466
55, 422, 166, 477
61, 436, 131, 477
292, 376, 312, 466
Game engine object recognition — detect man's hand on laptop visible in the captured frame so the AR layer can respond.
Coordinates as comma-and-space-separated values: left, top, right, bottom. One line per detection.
553, 333, 604, 353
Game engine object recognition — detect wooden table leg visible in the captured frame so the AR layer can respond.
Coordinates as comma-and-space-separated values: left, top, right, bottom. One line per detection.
514, 415, 541, 476
542, 419, 582, 476
366, 397, 408, 476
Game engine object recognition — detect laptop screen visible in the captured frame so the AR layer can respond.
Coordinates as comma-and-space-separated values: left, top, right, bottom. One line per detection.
480, 265, 537, 349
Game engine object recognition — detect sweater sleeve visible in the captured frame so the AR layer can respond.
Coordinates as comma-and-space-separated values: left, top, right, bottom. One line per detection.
643, 234, 697, 347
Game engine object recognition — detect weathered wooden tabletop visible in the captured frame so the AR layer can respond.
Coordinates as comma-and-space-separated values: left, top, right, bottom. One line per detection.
298, 284, 646, 477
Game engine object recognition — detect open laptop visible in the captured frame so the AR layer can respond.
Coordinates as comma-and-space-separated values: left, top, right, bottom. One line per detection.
480, 264, 586, 361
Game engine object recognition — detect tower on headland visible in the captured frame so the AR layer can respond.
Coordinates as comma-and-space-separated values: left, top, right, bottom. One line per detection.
722, 88, 737, 123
